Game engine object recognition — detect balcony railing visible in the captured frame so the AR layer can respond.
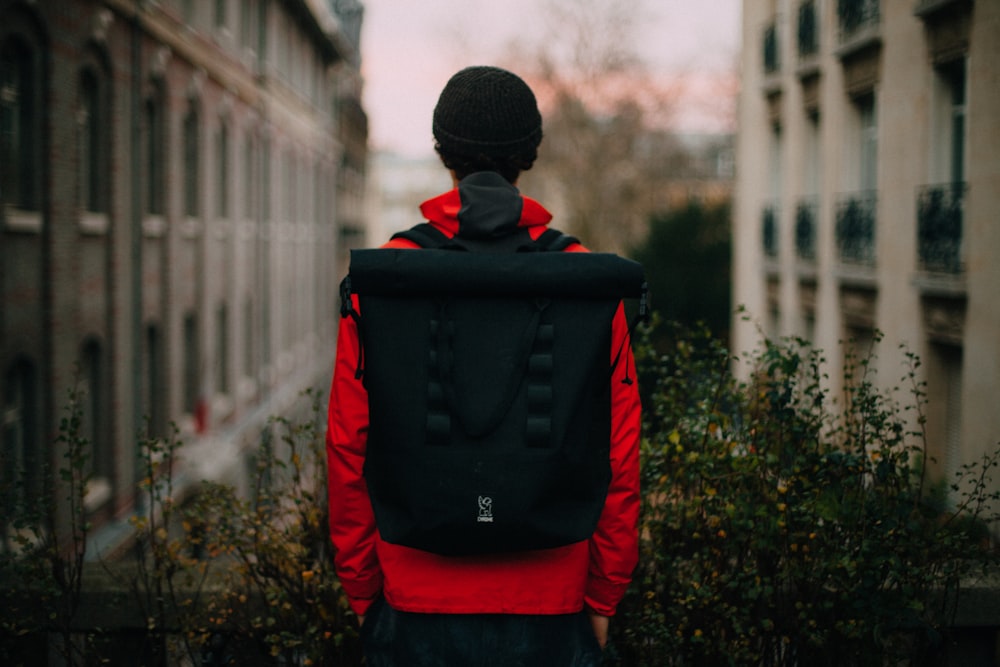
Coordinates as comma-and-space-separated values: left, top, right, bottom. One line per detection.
837, 0, 880, 40
762, 205, 779, 259
795, 198, 818, 261
917, 183, 966, 273
836, 192, 877, 265
763, 23, 780, 75
798, 1, 819, 58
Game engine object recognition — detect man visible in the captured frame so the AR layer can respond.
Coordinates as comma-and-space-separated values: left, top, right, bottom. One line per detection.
326, 65, 640, 666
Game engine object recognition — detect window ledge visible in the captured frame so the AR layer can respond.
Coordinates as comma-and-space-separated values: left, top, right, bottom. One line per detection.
835, 264, 878, 289
212, 217, 232, 240
836, 27, 882, 60
796, 57, 822, 80
3, 206, 42, 234
237, 376, 257, 402
797, 264, 819, 283
212, 393, 234, 423
237, 219, 256, 240
143, 215, 167, 238
84, 477, 112, 513
912, 272, 967, 298
762, 73, 783, 96
914, 0, 972, 19
80, 212, 110, 235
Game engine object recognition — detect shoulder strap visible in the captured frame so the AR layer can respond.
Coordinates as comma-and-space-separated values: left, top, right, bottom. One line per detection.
391, 223, 579, 253
532, 228, 580, 252
390, 223, 466, 250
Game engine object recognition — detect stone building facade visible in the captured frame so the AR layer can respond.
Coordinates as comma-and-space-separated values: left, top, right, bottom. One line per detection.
733, 0, 999, 496
0, 0, 366, 548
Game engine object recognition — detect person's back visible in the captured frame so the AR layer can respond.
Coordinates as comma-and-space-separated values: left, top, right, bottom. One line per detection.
325, 66, 641, 666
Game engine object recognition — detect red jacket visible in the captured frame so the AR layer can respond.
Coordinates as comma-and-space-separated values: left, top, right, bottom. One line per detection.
326, 175, 640, 618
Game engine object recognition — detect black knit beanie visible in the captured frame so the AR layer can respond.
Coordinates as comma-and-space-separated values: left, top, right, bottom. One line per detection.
432, 66, 542, 158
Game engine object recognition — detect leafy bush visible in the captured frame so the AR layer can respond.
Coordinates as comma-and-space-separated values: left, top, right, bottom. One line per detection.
3, 329, 999, 666
610, 321, 1000, 666
121, 388, 359, 666
0, 386, 93, 665
180, 389, 360, 666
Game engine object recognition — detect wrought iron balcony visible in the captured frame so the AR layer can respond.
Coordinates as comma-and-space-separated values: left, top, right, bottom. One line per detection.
763, 23, 780, 75
917, 183, 966, 273
762, 205, 779, 259
798, 1, 819, 58
837, 0, 880, 40
795, 198, 818, 261
835, 192, 877, 265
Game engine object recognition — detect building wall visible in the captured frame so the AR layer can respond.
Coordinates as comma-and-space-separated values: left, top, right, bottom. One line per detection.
0, 0, 365, 548
734, 0, 999, 496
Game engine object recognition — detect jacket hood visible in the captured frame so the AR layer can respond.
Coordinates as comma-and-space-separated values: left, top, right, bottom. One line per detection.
419, 171, 552, 240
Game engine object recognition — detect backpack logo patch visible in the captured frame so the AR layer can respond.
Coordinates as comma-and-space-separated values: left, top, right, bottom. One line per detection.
477, 496, 494, 523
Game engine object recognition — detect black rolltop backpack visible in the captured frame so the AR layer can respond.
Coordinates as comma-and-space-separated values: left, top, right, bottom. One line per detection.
339, 227, 647, 556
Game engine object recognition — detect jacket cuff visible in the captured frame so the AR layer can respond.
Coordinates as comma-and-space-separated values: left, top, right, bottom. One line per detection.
349, 593, 379, 618
342, 575, 384, 617
584, 577, 627, 617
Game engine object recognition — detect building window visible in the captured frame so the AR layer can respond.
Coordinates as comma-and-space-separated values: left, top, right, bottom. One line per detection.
144, 92, 165, 217
183, 313, 199, 416
934, 59, 966, 186
834, 94, 878, 266
243, 135, 257, 221
763, 22, 779, 75
261, 138, 271, 224
2, 358, 40, 534
78, 68, 106, 214
145, 324, 166, 440
215, 0, 228, 29
795, 199, 818, 261
80, 339, 112, 510
798, 0, 819, 58
285, 150, 297, 223
183, 102, 200, 219
1, 35, 38, 212
917, 60, 966, 274
762, 205, 779, 259
240, 0, 258, 53
837, 0, 880, 41
836, 192, 877, 266
926, 343, 963, 505
217, 123, 229, 219
243, 297, 255, 380
796, 113, 821, 262
855, 94, 877, 191
216, 303, 229, 395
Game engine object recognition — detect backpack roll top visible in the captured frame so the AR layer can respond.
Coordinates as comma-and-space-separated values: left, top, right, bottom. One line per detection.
345, 248, 646, 300
340, 248, 647, 556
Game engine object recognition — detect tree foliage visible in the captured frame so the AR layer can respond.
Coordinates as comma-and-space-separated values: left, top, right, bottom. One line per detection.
632, 201, 732, 345
505, 0, 689, 254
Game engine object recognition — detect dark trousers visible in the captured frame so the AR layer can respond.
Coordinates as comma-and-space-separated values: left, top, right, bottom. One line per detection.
361, 597, 603, 667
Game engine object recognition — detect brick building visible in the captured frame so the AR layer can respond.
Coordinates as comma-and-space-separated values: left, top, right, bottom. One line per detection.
0, 0, 367, 548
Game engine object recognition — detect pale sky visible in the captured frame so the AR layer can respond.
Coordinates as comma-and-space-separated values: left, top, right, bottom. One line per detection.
359, 0, 743, 157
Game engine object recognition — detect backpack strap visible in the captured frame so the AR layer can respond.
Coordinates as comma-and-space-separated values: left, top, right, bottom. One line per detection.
611, 282, 650, 386
531, 228, 580, 252
391, 223, 579, 252
390, 223, 466, 250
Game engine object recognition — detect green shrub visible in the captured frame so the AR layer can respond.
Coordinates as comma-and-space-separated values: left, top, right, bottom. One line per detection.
610, 321, 1000, 667
168, 388, 361, 666
4, 329, 999, 666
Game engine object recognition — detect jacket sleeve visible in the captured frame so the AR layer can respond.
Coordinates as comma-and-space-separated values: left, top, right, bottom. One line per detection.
326, 294, 383, 617
584, 303, 641, 617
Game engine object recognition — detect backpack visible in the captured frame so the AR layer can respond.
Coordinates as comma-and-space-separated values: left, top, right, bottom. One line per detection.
339, 226, 647, 556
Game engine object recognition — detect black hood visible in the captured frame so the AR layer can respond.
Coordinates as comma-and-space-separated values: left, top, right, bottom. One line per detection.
455, 172, 524, 241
